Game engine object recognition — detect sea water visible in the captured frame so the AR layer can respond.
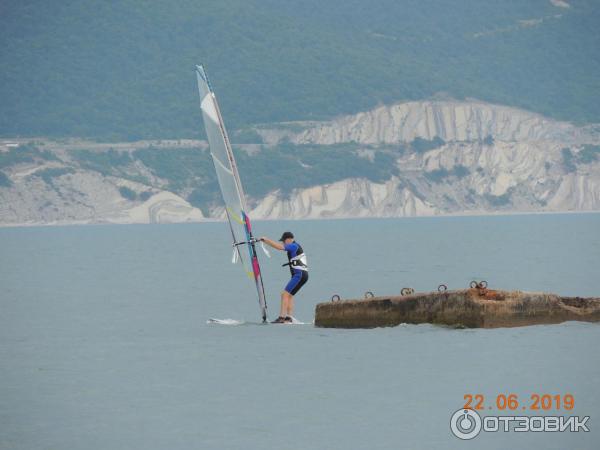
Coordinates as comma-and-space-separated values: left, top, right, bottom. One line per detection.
1, 214, 599, 449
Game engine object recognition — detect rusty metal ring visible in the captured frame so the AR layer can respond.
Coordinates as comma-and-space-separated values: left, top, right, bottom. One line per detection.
438, 284, 447, 292
331, 294, 341, 302
364, 291, 374, 299
480, 280, 488, 289
470, 281, 478, 289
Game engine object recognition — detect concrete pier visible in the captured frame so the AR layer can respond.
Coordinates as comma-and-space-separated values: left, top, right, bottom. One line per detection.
314, 287, 600, 329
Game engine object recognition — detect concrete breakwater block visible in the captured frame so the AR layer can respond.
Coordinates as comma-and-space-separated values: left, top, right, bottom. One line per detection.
314, 288, 600, 329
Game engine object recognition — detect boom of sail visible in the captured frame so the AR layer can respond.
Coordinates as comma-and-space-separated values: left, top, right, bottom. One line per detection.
195, 64, 268, 322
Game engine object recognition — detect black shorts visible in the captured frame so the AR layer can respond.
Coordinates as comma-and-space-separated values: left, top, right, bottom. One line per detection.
284, 270, 309, 295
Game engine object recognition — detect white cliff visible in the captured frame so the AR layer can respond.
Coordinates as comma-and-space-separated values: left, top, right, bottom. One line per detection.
0, 164, 205, 226
246, 140, 599, 219
250, 178, 435, 219
256, 99, 591, 145
249, 100, 600, 218
124, 192, 204, 224
1, 99, 599, 226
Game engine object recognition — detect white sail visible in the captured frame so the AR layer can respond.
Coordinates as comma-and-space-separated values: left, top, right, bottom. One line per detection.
195, 65, 268, 322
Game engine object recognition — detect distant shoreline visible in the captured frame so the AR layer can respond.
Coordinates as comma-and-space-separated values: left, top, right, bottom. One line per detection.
1, 209, 598, 230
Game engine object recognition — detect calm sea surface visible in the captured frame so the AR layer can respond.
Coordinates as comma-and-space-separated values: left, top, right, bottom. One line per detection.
1, 214, 599, 450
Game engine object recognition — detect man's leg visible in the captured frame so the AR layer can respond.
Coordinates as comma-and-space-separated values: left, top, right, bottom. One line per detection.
286, 272, 306, 318
281, 273, 301, 318
279, 291, 289, 318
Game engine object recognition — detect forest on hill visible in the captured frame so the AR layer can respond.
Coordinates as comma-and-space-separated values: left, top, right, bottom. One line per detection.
1, 0, 599, 140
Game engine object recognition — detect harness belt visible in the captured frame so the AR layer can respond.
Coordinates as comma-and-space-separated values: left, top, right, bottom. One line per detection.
282, 254, 308, 271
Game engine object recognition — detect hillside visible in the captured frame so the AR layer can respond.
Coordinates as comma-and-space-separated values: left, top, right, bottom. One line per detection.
1, 99, 599, 226
1, 0, 600, 139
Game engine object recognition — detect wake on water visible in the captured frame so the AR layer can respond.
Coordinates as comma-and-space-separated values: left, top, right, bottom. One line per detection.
207, 318, 246, 325
207, 317, 311, 326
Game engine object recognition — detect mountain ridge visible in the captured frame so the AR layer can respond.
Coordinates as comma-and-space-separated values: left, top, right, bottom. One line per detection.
1, 99, 599, 226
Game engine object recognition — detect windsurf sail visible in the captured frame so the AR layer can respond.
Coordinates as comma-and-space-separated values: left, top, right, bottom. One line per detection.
195, 65, 268, 322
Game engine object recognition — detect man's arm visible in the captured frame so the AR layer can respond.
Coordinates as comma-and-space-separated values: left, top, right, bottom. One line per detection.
260, 237, 284, 251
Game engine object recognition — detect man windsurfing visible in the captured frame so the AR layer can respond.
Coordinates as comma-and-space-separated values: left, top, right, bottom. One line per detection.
260, 231, 309, 323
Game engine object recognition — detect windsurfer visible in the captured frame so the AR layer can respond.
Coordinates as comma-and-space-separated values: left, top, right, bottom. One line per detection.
260, 231, 309, 323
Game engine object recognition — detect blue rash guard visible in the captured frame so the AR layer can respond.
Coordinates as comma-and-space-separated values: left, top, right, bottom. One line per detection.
283, 241, 309, 295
